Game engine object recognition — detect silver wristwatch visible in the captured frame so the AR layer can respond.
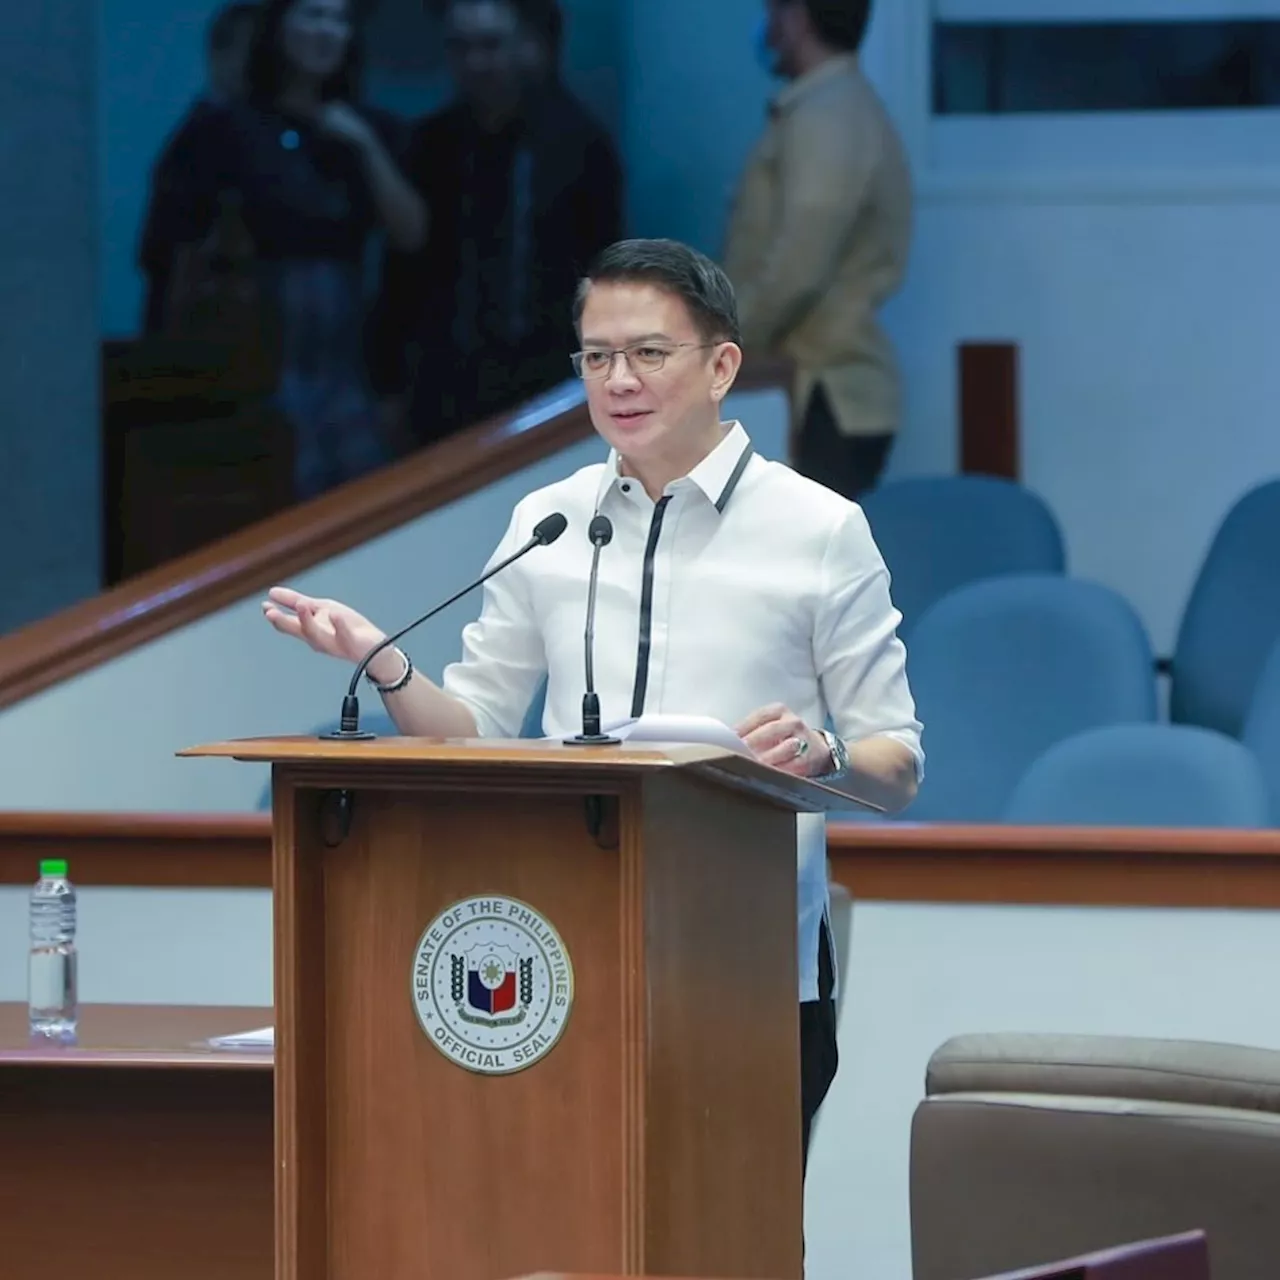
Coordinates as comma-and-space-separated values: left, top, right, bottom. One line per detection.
814, 729, 850, 782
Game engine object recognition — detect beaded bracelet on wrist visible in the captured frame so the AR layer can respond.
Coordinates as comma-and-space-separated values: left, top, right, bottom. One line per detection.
366, 649, 413, 695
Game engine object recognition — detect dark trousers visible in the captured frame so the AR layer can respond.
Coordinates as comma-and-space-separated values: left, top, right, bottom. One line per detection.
800, 918, 839, 1171
794, 383, 893, 503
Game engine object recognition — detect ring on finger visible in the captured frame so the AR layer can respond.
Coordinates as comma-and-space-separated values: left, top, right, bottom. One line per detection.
793, 736, 809, 759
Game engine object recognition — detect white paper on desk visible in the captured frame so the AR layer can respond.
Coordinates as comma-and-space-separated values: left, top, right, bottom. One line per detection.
207, 1025, 274, 1050
599, 713, 752, 758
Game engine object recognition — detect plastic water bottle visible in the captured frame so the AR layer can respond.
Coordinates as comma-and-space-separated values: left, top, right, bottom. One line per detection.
28, 858, 78, 1041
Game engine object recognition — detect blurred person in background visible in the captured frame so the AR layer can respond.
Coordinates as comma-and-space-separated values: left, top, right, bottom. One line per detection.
368, 0, 623, 448
139, 0, 427, 500
138, 1, 260, 332
725, 0, 912, 501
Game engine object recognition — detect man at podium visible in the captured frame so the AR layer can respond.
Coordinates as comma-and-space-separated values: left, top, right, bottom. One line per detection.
263, 236, 923, 1173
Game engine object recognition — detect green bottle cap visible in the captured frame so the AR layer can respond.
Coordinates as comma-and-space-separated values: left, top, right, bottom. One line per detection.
40, 859, 68, 878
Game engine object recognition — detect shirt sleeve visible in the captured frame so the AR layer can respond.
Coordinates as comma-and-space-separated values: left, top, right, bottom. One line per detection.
734, 96, 881, 351
139, 104, 236, 269
365, 118, 431, 396
439, 504, 549, 738
814, 507, 924, 779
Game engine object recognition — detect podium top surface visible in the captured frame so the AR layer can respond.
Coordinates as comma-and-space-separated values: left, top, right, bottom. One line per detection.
179, 736, 879, 814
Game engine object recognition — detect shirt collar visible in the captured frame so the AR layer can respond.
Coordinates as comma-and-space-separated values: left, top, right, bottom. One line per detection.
771, 52, 857, 115
595, 421, 755, 514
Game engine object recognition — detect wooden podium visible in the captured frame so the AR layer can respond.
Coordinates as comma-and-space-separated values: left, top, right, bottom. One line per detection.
182, 737, 865, 1280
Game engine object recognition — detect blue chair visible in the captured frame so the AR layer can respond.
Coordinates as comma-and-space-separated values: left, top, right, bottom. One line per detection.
1242, 638, 1280, 825
859, 475, 1066, 639
904, 574, 1157, 822
1005, 723, 1271, 828
1169, 478, 1280, 737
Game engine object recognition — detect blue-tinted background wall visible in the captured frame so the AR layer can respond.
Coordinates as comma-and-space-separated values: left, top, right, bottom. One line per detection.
0, 0, 101, 633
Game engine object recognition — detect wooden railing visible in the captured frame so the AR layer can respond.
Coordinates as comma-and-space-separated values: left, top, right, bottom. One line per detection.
0, 385, 586, 712
828, 822, 1280, 908
0, 811, 269, 888
0, 361, 790, 713
4, 811, 1279, 907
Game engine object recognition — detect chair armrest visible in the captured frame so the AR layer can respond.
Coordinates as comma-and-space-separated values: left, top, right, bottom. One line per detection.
927, 1032, 1280, 1115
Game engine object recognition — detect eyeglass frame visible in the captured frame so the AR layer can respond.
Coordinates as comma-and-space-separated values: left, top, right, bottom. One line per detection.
569, 341, 718, 380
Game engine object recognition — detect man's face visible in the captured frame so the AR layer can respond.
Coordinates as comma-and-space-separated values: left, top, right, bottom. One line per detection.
207, 14, 256, 101
445, 0, 527, 122
764, 0, 806, 80
577, 281, 737, 476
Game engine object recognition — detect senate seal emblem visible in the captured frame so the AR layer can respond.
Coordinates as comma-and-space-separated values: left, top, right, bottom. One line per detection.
411, 895, 574, 1075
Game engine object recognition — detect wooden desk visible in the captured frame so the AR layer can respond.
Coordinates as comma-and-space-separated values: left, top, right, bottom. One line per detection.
0, 1003, 274, 1280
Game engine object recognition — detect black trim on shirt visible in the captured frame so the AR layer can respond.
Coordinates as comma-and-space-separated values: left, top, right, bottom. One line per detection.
715, 445, 754, 513
629, 495, 671, 717
626, 437, 753, 717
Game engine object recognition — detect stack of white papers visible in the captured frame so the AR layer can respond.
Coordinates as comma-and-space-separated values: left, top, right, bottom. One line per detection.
207, 1025, 274, 1050
553, 713, 752, 757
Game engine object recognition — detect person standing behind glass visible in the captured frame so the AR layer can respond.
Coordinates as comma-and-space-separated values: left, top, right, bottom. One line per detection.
368, 0, 623, 449
151, 0, 427, 500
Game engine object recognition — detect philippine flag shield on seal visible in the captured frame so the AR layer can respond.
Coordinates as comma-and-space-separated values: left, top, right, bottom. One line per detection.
465, 942, 518, 1016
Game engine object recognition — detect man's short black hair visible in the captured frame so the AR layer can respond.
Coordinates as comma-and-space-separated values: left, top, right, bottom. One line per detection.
793, 0, 872, 53
574, 239, 742, 346
208, 1, 258, 52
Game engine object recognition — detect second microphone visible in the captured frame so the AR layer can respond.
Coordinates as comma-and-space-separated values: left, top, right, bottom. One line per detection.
566, 513, 617, 745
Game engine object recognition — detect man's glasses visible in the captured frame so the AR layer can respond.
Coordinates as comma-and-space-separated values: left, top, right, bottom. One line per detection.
570, 343, 711, 380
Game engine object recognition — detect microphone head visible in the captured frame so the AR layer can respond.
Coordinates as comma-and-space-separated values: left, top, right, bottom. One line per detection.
588, 514, 614, 547
533, 512, 568, 545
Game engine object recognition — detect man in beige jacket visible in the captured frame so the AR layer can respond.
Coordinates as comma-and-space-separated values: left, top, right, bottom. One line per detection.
725, 0, 912, 500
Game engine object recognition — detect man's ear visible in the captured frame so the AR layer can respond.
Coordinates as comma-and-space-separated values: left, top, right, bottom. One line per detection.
709, 340, 744, 401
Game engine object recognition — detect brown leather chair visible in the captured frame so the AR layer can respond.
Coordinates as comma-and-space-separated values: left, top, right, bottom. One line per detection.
910, 1033, 1280, 1280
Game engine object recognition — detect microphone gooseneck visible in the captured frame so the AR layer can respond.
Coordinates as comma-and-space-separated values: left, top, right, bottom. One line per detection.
323, 511, 568, 740
565, 513, 620, 747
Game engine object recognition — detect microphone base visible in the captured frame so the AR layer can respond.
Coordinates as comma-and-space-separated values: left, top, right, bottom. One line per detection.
322, 694, 376, 740
563, 733, 622, 746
